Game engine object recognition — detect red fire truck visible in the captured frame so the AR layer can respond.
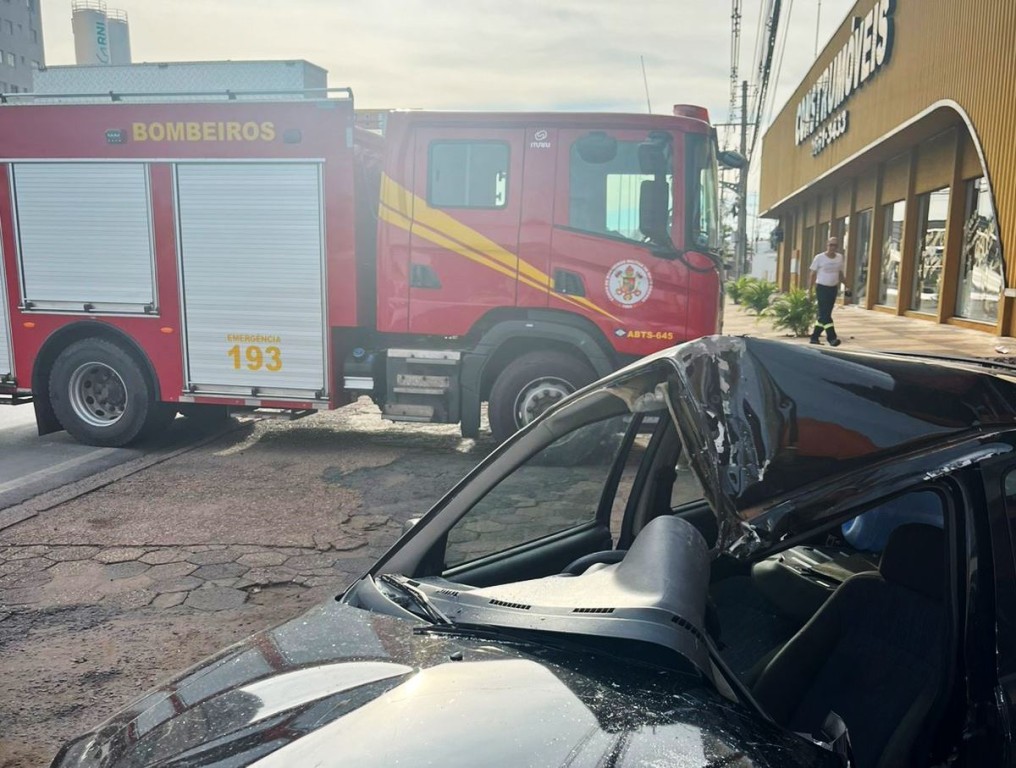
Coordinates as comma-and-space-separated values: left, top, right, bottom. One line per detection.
0, 89, 731, 446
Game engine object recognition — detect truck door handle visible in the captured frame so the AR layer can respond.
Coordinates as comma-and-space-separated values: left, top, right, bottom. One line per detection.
553, 269, 585, 297
411, 263, 442, 290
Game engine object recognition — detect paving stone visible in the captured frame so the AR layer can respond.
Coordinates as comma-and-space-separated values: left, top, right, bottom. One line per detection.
228, 545, 264, 555
105, 589, 156, 611
186, 550, 236, 566
95, 547, 148, 564
185, 586, 247, 611
152, 592, 187, 609
303, 576, 341, 588
471, 520, 510, 535
191, 562, 248, 581
348, 515, 391, 532
154, 576, 203, 594
105, 561, 151, 581
140, 549, 187, 565
0, 570, 52, 590
1, 588, 37, 605
332, 546, 369, 559
46, 546, 102, 562
237, 551, 288, 568
244, 566, 298, 586
0, 557, 51, 576
7, 546, 48, 561
285, 554, 337, 571
146, 562, 197, 581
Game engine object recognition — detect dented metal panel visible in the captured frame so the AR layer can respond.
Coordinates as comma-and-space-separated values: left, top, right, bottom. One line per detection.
667, 336, 1016, 546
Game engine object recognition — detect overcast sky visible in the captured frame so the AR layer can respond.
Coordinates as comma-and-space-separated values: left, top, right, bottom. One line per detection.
38, 0, 857, 224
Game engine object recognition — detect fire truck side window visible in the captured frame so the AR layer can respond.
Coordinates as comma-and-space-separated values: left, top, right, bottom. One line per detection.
569, 137, 672, 243
428, 141, 509, 209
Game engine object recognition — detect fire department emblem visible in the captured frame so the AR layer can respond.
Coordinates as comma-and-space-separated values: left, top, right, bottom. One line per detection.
605, 259, 652, 307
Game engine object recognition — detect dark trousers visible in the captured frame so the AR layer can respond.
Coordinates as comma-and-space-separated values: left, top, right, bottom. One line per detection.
811, 284, 839, 342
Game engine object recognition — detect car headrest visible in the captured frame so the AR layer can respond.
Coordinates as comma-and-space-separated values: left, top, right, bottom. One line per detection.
878, 523, 945, 601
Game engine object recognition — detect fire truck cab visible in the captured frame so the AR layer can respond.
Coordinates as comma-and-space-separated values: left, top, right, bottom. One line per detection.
0, 90, 727, 446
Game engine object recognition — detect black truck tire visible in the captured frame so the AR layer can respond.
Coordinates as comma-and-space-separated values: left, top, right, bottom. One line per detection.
49, 338, 162, 447
488, 351, 597, 443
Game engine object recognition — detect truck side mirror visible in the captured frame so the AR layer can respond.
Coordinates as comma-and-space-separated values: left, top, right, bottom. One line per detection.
718, 150, 748, 170
639, 179, 670, 244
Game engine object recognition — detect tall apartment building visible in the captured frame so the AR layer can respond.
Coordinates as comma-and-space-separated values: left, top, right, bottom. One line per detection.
0, 0, 44, 93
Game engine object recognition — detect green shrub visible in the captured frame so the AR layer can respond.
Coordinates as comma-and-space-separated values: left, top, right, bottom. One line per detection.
765, 288, 817, 336
725, 275, 756, 305
739, 279, 779, 315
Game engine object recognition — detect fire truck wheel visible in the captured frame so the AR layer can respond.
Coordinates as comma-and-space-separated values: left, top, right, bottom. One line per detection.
488, 351, 596, 444
49, 338, 159, 447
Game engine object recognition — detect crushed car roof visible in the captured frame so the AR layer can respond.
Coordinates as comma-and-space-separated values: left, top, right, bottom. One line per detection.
663, 336, 1016, 542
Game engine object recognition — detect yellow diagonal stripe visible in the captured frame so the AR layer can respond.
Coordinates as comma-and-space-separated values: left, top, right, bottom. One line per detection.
379, 174, 620, 323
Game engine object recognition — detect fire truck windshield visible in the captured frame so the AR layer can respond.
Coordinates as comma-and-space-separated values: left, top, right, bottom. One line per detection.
686, 133, 720, 254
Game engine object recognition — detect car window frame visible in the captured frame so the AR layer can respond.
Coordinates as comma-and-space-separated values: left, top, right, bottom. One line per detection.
438, 411, 650, 580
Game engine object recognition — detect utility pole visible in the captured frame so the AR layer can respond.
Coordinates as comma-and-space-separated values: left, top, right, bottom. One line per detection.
736, 79, 748, 278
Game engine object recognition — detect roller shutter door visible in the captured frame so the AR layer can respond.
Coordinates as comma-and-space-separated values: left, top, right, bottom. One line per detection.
0, 255, 11, 378
176, 163, 327, 398
12, 163, 155, 312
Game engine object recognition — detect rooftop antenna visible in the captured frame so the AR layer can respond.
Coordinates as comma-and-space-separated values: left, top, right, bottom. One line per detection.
640, 55, 653, 113
814, 0, 822, 56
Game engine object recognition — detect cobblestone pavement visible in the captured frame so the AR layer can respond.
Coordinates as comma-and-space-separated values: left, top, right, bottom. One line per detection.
0, 401, 496, 768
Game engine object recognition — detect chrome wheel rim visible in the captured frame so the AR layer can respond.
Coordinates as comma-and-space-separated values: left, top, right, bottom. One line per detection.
68, 362, 127, 428
514, 376, 573, 428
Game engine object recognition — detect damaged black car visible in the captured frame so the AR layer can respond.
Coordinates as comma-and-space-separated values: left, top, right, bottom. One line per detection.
53, 336, 1016, 767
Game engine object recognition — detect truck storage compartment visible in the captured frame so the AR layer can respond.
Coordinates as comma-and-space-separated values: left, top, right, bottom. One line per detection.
0, 251, 11, 382
12, 162, 156, 314
176, 162, 328, 400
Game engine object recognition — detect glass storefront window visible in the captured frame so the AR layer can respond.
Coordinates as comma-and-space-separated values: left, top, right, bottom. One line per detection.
910, 188, 950, 314
816, 221, 830, 254
956, 177, 1003, 323
853, 209, 872, 302
878, 200, 906, 307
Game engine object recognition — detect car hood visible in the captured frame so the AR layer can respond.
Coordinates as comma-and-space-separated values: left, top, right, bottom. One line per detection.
664, 336, 1016, 550
54, 600, 839, 768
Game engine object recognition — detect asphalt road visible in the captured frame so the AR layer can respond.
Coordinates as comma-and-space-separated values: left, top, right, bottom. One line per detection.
0, 404, 146, 514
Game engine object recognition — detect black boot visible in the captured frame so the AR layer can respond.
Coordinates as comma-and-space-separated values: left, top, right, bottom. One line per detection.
827, 326, 841, 347
810, 325, 823, 344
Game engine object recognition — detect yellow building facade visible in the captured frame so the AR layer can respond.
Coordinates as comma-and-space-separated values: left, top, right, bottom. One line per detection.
760, 0, 1016, 334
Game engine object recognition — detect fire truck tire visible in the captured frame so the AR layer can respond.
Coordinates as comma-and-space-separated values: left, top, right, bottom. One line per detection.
49, 338, 161, 447
488, 351, 596, 444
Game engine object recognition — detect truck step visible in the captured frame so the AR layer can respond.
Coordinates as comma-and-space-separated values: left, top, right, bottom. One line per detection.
382, 403, 435, 423
0, 387, 32, 405
241, 407, 316, 421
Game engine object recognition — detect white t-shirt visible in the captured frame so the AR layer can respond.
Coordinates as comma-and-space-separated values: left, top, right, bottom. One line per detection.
810, 251, 844, 287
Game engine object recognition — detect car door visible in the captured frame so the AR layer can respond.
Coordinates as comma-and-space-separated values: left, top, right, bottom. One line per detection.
407, 127, 524, 336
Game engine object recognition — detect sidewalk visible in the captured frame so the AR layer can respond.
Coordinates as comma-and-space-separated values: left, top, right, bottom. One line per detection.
722, 299, 1016, 359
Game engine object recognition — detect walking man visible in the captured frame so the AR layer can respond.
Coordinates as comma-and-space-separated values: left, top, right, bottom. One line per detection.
809, 236, 846, 346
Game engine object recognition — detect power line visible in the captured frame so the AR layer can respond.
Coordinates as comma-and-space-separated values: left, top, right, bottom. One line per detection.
763, 0, 794, 129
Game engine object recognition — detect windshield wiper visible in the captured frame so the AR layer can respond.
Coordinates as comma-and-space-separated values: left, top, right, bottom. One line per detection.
376, 574, 450, 625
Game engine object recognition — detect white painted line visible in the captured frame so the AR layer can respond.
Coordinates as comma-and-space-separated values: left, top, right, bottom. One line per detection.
0, 447, 118, 494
